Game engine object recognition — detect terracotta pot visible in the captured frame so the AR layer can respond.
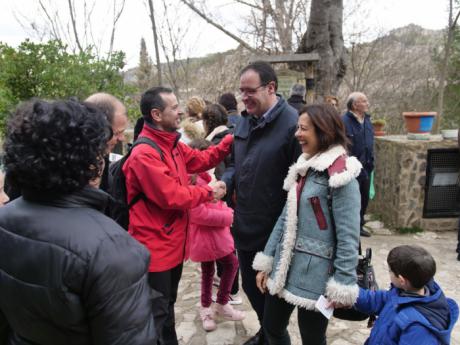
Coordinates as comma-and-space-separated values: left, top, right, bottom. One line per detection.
372, 122, 386, 136
402, 112, 436, 134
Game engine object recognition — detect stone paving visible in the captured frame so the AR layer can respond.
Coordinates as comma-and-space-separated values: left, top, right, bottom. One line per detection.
175, 227, 460, 345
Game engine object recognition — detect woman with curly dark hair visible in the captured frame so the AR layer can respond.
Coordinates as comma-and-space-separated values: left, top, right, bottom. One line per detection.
0, 99, 155, 345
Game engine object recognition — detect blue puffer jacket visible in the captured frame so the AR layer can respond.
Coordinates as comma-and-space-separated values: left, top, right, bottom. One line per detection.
355, 280, 459, 345
342, 111, 374, 178
222, 95, 300, 251
253, 146, 362, 309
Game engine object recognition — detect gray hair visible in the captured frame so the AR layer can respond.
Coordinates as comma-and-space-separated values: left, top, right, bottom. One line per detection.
346, 92, 366, 111
290, 83, 306, 97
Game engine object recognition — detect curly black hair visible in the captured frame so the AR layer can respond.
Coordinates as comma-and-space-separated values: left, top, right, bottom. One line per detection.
4, 99, 111, 194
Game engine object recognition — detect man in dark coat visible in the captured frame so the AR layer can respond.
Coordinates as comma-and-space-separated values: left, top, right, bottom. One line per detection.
287, 83, 306, 112
342, 92, 375, 237
0, 99, 155, 345
222, 61, 301, 345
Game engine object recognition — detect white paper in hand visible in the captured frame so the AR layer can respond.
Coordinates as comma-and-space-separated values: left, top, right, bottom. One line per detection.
315, 295, 334, 320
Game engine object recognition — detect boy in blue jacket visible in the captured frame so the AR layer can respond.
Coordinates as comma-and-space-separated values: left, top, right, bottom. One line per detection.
355, 245, 458, 345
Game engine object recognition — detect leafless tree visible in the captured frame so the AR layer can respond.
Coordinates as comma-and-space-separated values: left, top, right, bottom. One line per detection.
147, 0, 163, 85
14, 0, 125, 56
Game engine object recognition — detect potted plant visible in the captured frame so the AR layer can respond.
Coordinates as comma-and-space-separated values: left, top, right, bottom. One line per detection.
371, 119, 386, 136
402, 112, 437, 140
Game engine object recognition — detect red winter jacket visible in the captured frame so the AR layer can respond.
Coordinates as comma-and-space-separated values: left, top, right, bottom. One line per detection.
123, 124, 233, 272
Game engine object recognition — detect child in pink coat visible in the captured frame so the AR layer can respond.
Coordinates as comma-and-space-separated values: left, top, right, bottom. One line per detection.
188, 140, 245, 332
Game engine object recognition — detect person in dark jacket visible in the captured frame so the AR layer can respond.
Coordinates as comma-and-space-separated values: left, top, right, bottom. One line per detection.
354, 245, 458, 345
0, 99, 155, 345
85, 92, 128, 192
287, 83, 306, 112
222, 61, 301, 345
342, 92, 374, 237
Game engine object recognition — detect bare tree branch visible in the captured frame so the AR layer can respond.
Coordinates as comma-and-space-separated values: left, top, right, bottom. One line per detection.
180, 0, 257, 52
108, 0, 126, 56
67, 0, 83, 52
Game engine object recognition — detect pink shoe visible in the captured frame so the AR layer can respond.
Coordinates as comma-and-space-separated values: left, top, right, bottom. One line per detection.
214, 302, 245, 321
200, 306, 217, 332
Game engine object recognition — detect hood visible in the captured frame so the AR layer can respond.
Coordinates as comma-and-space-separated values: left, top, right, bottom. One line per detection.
396, 280, 459, 344
140, 121, 181, 152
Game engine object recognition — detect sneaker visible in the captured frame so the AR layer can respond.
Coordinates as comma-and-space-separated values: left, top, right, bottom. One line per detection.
199, 306, 217, 332
229, 293, 243, 305
214, 303, 245, 321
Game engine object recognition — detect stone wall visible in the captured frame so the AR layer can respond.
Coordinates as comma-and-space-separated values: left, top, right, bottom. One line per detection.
368, 135, 459, 231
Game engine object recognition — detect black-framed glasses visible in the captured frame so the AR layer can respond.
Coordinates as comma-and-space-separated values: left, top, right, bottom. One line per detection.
239, 84, 268, 96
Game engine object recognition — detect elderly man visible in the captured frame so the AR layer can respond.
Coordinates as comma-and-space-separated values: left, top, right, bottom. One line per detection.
85, 92, 128, 191
222, 61, 301, 345
342, 92, 375, 237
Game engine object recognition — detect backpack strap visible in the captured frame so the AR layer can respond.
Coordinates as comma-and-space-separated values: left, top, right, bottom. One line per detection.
125, 136, 164, 208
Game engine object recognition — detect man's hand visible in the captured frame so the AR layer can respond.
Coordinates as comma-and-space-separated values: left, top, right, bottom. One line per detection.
256, 271, 268, 294
211, 181, 226, 201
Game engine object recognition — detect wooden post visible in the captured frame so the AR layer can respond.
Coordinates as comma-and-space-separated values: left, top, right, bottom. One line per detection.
305, 63, 315, 104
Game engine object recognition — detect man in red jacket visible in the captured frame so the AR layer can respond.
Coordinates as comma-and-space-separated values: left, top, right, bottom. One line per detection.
123, 86, 232, 345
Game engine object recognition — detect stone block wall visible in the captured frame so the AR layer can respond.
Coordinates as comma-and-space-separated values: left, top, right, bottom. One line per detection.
368, 135, 458, 231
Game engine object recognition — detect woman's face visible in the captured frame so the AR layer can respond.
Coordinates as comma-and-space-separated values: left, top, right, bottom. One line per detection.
295, 112, 319, 156
0, 171, 10, 206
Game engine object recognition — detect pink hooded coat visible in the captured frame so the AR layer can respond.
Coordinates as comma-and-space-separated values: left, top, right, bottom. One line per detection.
187, 173, 234, 262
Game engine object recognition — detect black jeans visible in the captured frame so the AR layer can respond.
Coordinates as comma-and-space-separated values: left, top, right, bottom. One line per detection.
357, 173, 371, 230
238, 249, 268, 343
148, 264, 183, 345
263, 293, 328, 345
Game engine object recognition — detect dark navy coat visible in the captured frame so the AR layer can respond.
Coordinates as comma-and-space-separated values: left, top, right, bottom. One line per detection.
222, 96, 301, 251
342, 111, 375, 178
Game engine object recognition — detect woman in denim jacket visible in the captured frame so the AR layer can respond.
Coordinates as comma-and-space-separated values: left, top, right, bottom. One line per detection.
253, 104, 362, 345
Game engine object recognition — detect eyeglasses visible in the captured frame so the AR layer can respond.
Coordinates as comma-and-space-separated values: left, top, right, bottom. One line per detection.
239, 84, 267, 96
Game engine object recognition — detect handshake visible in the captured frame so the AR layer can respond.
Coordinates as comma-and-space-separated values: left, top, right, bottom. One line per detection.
210, 181, 227, 201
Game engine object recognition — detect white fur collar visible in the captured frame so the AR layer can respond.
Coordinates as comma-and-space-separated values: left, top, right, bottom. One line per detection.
205, 125, 228, 141
283, 145, 362, 191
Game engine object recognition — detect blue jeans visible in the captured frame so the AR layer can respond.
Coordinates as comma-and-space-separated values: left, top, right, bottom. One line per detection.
263, 293, 328, 345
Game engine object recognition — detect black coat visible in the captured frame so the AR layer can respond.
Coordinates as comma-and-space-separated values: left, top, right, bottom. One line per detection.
222, 96, 301, 251
287, 95, 306, 112
0, 187, 155, 345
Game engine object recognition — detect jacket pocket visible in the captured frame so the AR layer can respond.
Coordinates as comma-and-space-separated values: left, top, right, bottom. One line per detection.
309, 196, 327, 230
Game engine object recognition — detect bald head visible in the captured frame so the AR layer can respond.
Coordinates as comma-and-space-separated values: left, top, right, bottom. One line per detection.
85, 93, 128, 152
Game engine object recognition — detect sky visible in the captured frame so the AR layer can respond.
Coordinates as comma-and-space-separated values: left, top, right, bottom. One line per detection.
0, 0, 451, 69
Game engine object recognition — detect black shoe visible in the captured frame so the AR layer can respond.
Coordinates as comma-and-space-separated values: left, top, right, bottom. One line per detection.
457, 253, 460, 261
243, 329, 265, 345
360, 229, 371, 237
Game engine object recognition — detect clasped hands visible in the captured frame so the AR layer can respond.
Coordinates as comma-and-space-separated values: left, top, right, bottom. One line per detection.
210, 180, 226, 201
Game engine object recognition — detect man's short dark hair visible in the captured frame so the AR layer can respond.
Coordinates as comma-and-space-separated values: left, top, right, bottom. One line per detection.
240, 61, 278, 91
140, 86, 173, 122
387, 245, 436, 289
298, 104, 349, 153
4, 99, 110, 194
218, 93, 237, 112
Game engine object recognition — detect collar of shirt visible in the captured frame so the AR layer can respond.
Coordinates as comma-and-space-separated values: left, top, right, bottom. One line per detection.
252, 96, 280, 124
350, 111, 365, 124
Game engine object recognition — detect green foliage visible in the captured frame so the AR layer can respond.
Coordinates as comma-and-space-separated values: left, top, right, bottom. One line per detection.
396, 226, 424, 234
0, 39, 128, 136
442, 27, 460, 129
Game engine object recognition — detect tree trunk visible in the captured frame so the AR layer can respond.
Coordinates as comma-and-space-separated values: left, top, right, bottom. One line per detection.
296, 0, 346, 98
148, 0, 162, 85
